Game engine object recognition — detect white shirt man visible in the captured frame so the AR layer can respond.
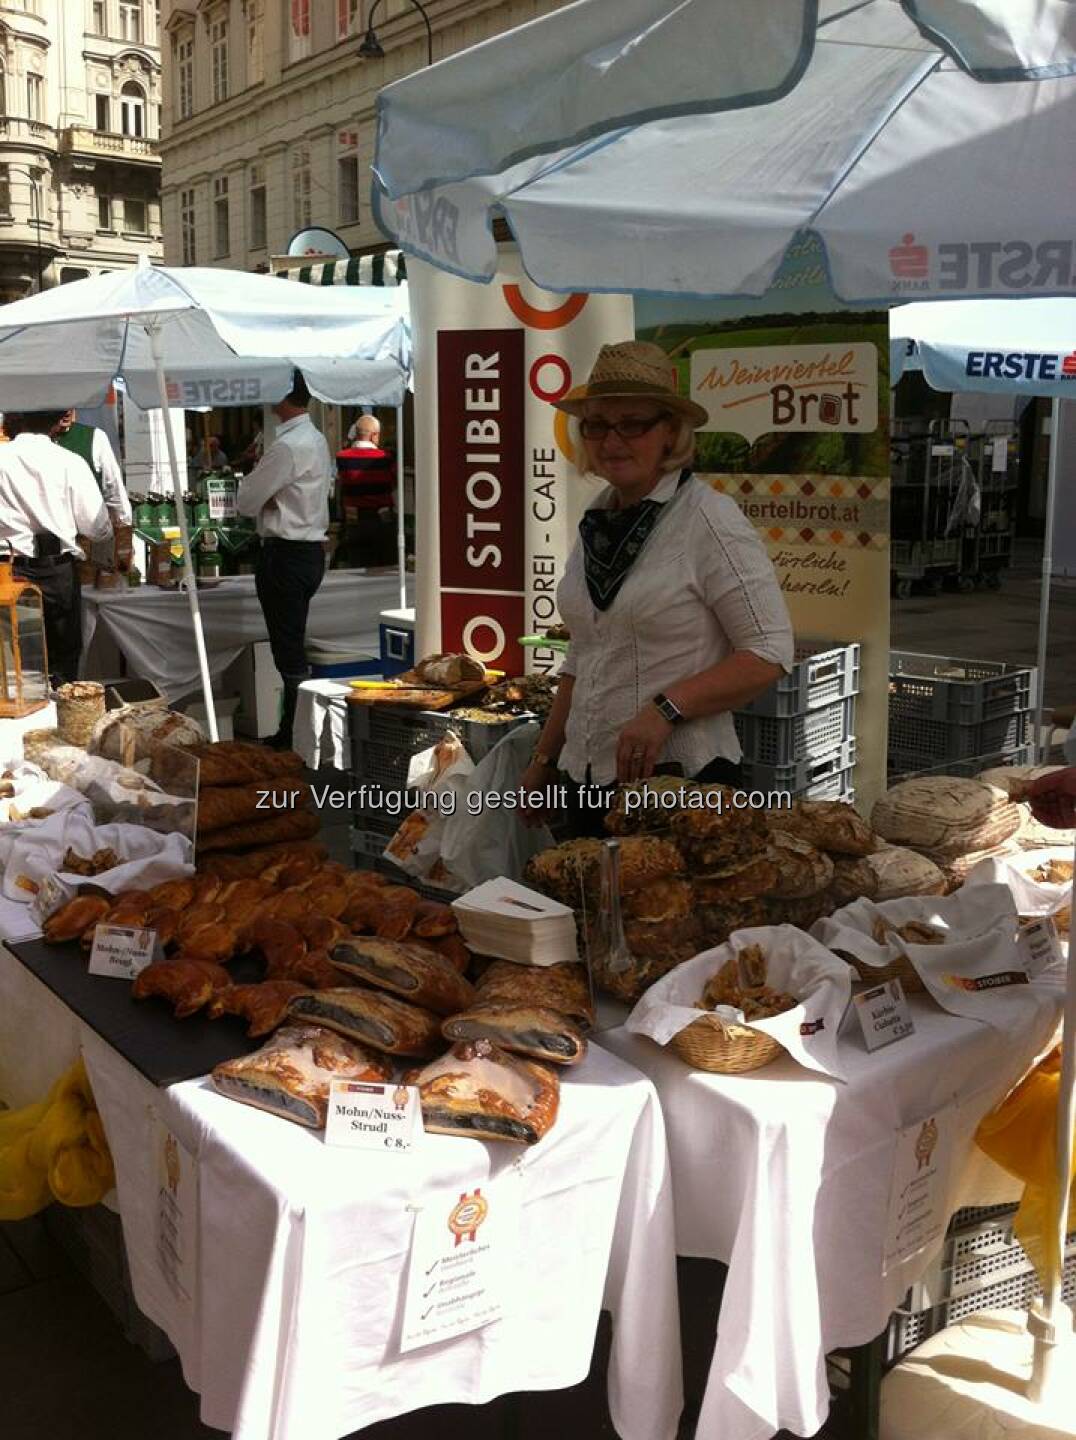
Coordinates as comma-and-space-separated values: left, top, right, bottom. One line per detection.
237, 412, 332, 541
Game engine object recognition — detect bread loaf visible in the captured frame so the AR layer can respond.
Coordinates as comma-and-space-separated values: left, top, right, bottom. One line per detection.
163, 740, 304, 788
864, 846, 947, 900
937, 839, 1023, 892
196, 809, 321, 853
763, 800, 876, 857
197, 780, 312, 834
766, 832, 834, 899
870, 777, 1022, 858
828, 856, 879, 906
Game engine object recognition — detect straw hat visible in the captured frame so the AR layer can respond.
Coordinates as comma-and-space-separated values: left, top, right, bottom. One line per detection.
552, 340, 709, 428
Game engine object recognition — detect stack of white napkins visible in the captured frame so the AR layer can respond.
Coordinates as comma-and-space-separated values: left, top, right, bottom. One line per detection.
452, 878, 578, 967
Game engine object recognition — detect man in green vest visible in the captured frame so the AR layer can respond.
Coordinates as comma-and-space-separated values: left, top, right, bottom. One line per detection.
52, 410, 132, 530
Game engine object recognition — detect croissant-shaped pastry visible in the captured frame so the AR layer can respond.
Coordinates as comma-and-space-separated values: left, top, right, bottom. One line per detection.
341, 891, 383, 932
145, 906, 181, 949
266, 949, 351, 990
298, 881, 349, 921
181, 923, 240, 965
176, 902, 226, 941
375, 886, 422, 941
207, 981, 309, 1036
260, 889, 314, 924
216, 878, 274, 926
44, 894, 112, 944
277, 855, 323, 889
344, 868, 388, 894
240, 917, 307, 969
147, 877, 196, 911
412, 901, 458, 938
132, 958, 231, 1018
190, 873, 224, 905
424, 933, 472, 974
293, 914, 349, 952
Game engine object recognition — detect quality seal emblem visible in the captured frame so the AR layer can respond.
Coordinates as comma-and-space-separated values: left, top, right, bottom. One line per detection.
914, 1118, 939, 1173
448, 1189, 489, 1247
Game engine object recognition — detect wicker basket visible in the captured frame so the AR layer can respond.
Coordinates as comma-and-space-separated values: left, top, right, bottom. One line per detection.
845, 952, 926, 992
670, 1013, 783, 1074
54, 681, 105, 747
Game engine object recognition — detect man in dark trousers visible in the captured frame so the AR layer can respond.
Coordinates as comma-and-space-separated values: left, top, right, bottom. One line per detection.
237, 372, 332, 749
0, 410, 112, 683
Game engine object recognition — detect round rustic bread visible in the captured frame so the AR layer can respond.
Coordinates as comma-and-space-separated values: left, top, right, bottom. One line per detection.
870, 777, 1022, 858
766, 832, 834, 899
936, 839, 1023, 893
828, 856, 880, 906
763, 800, 876, 856
865, 846, 947, 900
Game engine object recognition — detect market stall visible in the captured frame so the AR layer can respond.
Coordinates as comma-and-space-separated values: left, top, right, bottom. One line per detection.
0, 262, 412, 739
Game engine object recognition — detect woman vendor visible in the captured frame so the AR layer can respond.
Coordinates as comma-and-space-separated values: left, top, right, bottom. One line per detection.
521, 341, 794, 837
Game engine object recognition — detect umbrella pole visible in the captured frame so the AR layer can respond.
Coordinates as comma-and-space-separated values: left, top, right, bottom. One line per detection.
147, 323, 219, 743
1028, 849, 1076, 1401
395, 403, 407, 613
1033, 398, 1059, 763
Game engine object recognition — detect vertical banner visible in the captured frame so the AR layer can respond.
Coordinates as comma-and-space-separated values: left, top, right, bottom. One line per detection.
409, 251, 633, 674
639, 243, 891, 810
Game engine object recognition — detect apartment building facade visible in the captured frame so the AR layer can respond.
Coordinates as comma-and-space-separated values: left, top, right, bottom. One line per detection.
158, 0, 567, 271
0, 0, 162, 300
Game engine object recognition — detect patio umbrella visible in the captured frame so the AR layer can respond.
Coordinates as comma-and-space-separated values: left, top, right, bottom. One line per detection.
0, 264, 412, 739
889, 298, 1076, 767
373, 0, 1076, 306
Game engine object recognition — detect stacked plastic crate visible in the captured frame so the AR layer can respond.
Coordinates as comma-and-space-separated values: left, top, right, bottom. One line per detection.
348, 705, 531, 888
885, 1203, 1076, 1363
734, 641, 860, 801
887, 652, 1036, 780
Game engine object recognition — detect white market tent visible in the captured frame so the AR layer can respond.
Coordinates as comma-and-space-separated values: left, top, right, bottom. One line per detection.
371, 0, 1076, 1423
0, 263, 412, 740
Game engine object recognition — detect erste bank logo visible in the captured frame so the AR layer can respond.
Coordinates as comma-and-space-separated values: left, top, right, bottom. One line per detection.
889, 233, 1076, 295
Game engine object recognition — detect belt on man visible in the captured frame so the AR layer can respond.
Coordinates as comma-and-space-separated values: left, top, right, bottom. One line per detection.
260, 536, 325, 548
18, 551, 73, 570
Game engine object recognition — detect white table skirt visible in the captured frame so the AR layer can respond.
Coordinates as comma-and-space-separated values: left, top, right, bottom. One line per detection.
0, 934, 681, 1440
597, 992, 1062, 1440
294, 679, 352, 771
81, 572, 411, 703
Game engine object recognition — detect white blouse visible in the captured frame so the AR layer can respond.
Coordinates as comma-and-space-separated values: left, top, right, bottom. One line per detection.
557, 471, 794, 785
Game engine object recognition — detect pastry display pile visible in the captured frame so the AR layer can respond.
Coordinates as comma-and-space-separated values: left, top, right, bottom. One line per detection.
524, 789, 892, 1003
695, 945, 797, 1023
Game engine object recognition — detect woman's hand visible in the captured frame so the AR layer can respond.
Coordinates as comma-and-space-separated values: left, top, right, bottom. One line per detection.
519, 761, 556, 828
616, 704, 673, 783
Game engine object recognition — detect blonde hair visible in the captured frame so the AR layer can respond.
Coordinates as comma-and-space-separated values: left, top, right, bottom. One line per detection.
566, 411, 697, 480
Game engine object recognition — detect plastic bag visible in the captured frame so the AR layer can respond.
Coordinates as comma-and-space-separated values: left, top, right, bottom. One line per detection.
383, 733, 474, 881
439, 722, 556, 889
0, 1060, 114, 1221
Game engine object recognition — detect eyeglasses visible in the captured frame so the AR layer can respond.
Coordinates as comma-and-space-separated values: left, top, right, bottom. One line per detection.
579, 413, 670, 441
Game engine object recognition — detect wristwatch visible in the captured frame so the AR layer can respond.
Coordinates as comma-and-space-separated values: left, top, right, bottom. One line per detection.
651, 692, 685, 725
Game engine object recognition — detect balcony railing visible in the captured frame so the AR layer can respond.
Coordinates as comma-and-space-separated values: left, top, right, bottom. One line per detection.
60, 127, 159, 164
0, 117, 57, 147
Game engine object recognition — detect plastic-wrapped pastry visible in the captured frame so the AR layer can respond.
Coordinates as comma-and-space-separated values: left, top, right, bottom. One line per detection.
404, 1038, 559, 1144
286, 987, 442, 1057
211, 1024, 392, 1127
442, 1002, 587, 1066
330, 937, 475, 1015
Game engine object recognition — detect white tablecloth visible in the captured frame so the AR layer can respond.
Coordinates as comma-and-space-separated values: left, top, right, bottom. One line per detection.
82, 572, 412, 702
597, 991, 1063, 1440
0, 943, 681, 1440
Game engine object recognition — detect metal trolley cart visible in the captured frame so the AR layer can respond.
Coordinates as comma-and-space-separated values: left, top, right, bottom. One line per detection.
889, 420, 967, 598
958, 420, 1019, 590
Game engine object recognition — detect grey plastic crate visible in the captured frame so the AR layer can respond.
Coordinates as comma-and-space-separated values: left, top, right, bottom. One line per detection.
349, 814, 462, 902
349, 708, 529, 790
739, 641, 860, 718
887, 707, 1030, 766
735, 695, 855, 768
890, 651, 1036, 725
885, 1209, 1076, 1365
43, 1202, 175, 1363
741, 737, 856, 797
803, 766, 854, 803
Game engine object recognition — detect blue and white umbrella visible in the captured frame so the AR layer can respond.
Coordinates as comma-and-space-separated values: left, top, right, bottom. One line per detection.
374, 0, 1076, 306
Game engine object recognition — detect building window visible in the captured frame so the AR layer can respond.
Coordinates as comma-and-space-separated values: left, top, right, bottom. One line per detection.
0, 63, 4, 117
176, 34, 194, 120
120, 82, 145, 138
119, 1, 142, 42
26, 74, 43, 122
249, 162, 267, 250
124, 197, 147, 233
292, 145, 311, 231
288, 0, 311, 63
213, 175, 230, 257
247, 0, 264, 84
211, 16, 229, 104
180, 187, 196, 265
337, 0, 360, 39
97, 193, 113, 229
0, 166, 11, 217
338, 154, 359, 225
95, 94, 111, 131
60, 266, 91, 284
91, 1, 106, 35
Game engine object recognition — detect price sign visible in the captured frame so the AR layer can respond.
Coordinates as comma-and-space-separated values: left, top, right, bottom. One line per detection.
205, 477, 238, 521
853, 977, 915, 1052
88, 925, 159, 980
324, 1080, 423, 1152
1018, 917, 1064, 977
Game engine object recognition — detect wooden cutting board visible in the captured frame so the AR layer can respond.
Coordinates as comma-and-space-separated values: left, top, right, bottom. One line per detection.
346, 670, 496, 709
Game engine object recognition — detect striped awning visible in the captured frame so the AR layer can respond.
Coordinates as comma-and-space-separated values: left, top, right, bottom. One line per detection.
275, 250, 407, 287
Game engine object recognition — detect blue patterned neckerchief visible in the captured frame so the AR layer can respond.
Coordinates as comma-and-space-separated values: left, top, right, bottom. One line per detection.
578, 469, 691, 612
